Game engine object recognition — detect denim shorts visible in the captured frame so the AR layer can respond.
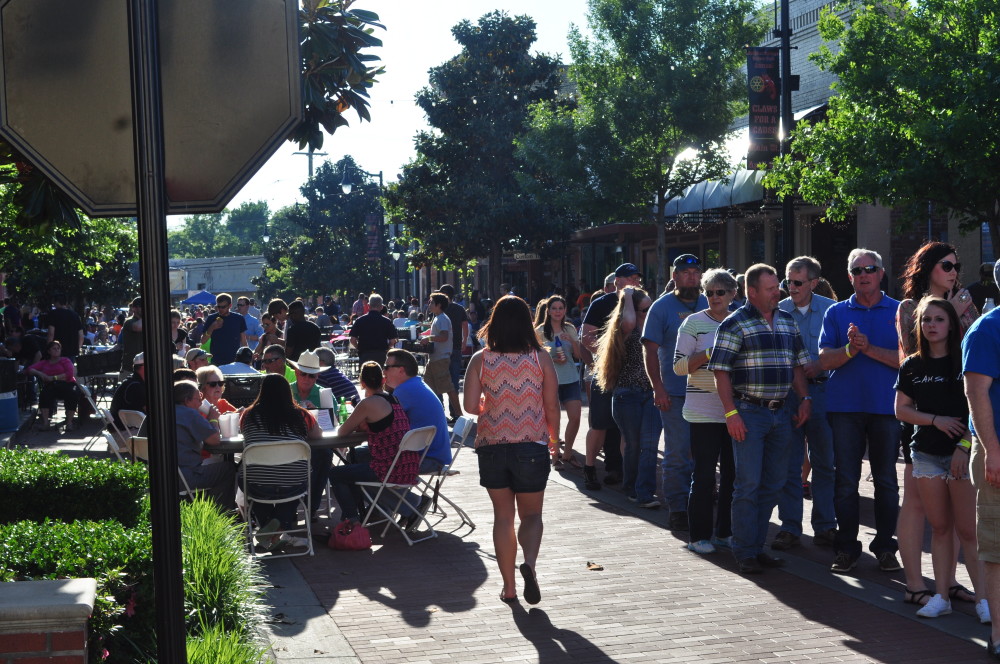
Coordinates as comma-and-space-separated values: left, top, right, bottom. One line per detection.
558, 380, 582, 404
588, 381, 615, 429
476, 441, 550, 493
911, 449, 968, 480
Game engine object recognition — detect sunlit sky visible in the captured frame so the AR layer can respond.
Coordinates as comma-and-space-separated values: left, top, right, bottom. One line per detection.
167, 1, 592, 226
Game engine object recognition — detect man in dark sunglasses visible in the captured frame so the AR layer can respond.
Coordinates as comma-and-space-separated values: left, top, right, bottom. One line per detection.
773, 257, 838, 553
642, 254, 709, 531
818, 248, 902, 575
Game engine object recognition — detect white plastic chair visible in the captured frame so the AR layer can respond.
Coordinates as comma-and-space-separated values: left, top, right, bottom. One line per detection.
241, 439, 314, 559
118, 409, 146, 432
357, 426, 437, 546
130, 436, 194, 498
101, 431, 127, 463
416, 417, 476, 532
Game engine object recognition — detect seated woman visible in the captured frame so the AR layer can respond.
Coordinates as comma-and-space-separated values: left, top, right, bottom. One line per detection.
239, 373, 321, 550
27, 340, 78, 431
196, 365, 236, 415
330, 362, 416, 524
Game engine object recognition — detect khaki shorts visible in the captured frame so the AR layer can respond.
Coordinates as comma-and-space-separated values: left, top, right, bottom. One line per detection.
424, 358, 453, 395
971, 437, 1000, 563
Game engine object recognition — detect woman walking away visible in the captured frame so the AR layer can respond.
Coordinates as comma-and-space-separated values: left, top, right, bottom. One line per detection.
594, 287, 663, 509
894, 297, 988, 622
536, 295, 583, 468
464, 296, 560, 605
895, 242, 979, 608
674, 269, 739, 553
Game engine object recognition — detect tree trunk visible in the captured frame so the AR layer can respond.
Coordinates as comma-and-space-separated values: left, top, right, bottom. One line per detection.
489, 241, 503, 301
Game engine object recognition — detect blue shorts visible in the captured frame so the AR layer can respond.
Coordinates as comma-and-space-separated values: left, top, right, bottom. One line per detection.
476, 441, 550, 493
911, 449, 968, 480
558, 381, 582, 403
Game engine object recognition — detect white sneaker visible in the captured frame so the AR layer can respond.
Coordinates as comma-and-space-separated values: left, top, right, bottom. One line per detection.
978, 598, 992, 624
916, 594, 952, 618
687, 540, 716, 554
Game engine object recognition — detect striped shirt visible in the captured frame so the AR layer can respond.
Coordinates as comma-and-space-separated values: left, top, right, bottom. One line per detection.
238, 410, 314, 486
673, 310, 725, 423
707, 302, 810, 401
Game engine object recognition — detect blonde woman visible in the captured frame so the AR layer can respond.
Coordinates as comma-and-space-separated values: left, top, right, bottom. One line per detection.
595, 287, 662, 508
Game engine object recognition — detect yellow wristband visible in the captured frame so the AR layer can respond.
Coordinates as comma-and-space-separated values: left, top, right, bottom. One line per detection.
209, 419, 219, 423
705, 348, 711, 360
845, 342, 853, 358
725, 409, 738, 418
957, 438, 972, 450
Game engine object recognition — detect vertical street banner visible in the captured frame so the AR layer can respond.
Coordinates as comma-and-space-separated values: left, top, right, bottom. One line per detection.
366, 214, 380, 262
747, 47, 781, 169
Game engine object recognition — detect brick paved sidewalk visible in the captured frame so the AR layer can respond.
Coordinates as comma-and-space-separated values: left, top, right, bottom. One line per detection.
290, 447, 990, 664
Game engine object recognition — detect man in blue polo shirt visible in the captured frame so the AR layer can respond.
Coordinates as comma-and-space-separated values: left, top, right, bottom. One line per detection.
202, 293, 247, 366
384, 348, 452, 524
819, 248, 902, 575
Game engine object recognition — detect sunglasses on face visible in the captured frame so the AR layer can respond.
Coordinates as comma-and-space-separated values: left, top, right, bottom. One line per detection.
262, 357, 282, 364
637, 307, 650, 313
705, 289, 731, 297
849, 265, 880, 276
202, 381, 224, 388
938, 260, 962, 273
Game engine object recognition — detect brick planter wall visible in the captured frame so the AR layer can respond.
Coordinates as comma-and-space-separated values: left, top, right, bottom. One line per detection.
0, 579, 96, 664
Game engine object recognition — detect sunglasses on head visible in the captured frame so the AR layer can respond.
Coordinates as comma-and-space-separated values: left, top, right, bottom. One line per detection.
849, 265, 880, 276
675, 256, 701, 266
203, 381, 224, 388
939, 260, 962, 273
705, 289, 731, 297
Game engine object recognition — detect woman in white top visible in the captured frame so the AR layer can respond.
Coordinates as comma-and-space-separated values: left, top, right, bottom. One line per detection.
673, 268, 739, 554
535, 295, 583, 467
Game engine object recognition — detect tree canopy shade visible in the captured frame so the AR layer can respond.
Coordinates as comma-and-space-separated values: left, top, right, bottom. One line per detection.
0, 0, 383, 234
763, 0, 1000, 248
383, 11, 569, 297
517, 0, 767, 285
253, 156, 387, 301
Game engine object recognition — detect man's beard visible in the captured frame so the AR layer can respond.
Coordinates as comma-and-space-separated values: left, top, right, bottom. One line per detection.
677, 286, 700, 301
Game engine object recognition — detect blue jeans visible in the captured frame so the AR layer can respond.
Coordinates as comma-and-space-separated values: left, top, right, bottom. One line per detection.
311, 448, 334, 515
828, 412, 900, 558
448, 351, 463, 393
659, 394, 694, 513
612, 387, 662, 503
328, 463, 379, 521
731, 402, 793, 561
777, 383, 836, 536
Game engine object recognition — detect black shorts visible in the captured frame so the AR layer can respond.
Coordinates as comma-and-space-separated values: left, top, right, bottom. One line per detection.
589, 380, 615, 429
477, 442, 550, 493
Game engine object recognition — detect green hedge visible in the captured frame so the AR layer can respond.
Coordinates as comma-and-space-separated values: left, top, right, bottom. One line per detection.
0, 448, 148, 527
0, 496, 269, 664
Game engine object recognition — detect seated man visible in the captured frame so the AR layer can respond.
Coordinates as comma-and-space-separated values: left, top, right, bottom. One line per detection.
218, 347, 257, 375
185, 347, 211, 371
383, 348, 456, 526
174, 379, 234, 508
109, 352, 147, 446
260, 343, 295, 382
314, 347, 360, 404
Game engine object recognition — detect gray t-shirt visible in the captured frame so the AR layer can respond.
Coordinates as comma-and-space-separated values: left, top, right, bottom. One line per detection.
429, 313, 452, 361
175, 404, 216, 471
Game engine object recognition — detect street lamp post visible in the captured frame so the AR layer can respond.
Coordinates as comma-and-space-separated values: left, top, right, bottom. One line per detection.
340, 166, 388, 295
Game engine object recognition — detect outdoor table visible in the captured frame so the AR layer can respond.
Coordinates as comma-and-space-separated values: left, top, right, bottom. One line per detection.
215, 430, 367, 455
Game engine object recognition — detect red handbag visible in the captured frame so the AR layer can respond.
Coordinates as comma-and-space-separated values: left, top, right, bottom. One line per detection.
328, 519, 372, 550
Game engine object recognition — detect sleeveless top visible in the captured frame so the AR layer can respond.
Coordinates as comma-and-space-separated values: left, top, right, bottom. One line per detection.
366, 394, 419, 484
475, 350, 548, 449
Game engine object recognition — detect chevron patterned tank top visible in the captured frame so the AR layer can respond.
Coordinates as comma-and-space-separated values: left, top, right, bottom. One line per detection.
476, 350, 548, 449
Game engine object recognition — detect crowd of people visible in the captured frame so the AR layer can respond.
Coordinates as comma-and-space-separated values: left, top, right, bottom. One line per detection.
11, 245, 1000, 637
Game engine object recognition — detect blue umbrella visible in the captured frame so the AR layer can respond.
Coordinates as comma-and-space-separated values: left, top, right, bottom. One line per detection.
180, 290, 216, 305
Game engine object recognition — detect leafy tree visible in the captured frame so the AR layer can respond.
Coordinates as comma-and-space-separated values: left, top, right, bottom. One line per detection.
167, 202, 271, 258
254, 156, 386, 301
763, 0, 1000, 248
0, 0, 384, 234
517, 0, 767, 284
384, 11, 567, 297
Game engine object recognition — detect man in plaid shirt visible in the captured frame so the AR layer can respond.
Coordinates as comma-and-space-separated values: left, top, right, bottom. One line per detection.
708, 263, 812, 574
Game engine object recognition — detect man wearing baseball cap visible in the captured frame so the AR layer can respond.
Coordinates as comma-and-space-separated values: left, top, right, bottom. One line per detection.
642, 253, 708, 531
185, 347, 212, 371
580, 263, 643, 490
110, 351, 146, 443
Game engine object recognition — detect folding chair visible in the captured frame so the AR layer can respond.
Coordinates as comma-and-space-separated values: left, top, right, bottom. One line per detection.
101, 432, 127, 463
130, 436, 194, 498
416, 416, 476, 532
118, 409, 146, 431
357, 426, 437, 546
241, 439, 314, 559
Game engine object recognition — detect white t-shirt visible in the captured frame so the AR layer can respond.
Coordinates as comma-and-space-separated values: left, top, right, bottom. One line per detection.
429, 313, 452, 361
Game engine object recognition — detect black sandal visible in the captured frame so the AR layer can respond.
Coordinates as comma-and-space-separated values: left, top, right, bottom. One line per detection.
500, 591, 518, 604
903, 588, 932, 606
949, 584, 976, 603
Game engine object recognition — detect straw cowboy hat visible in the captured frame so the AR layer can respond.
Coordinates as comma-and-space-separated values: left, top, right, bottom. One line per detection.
288, 349, 323, 374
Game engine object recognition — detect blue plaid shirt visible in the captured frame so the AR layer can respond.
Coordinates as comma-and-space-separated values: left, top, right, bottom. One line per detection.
707, 302, 810, 401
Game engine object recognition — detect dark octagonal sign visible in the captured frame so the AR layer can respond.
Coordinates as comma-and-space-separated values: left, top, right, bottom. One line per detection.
0, 0, 301, 216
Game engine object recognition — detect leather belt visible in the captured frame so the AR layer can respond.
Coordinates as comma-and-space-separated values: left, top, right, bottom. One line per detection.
808, 376, 829, 385
736, 392, 785, 410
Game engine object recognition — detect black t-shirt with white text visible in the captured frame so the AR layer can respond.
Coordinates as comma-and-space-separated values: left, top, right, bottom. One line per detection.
895, 354, 968, 456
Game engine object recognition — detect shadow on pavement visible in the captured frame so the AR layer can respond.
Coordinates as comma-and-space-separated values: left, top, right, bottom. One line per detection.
508, 605, 618, 664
